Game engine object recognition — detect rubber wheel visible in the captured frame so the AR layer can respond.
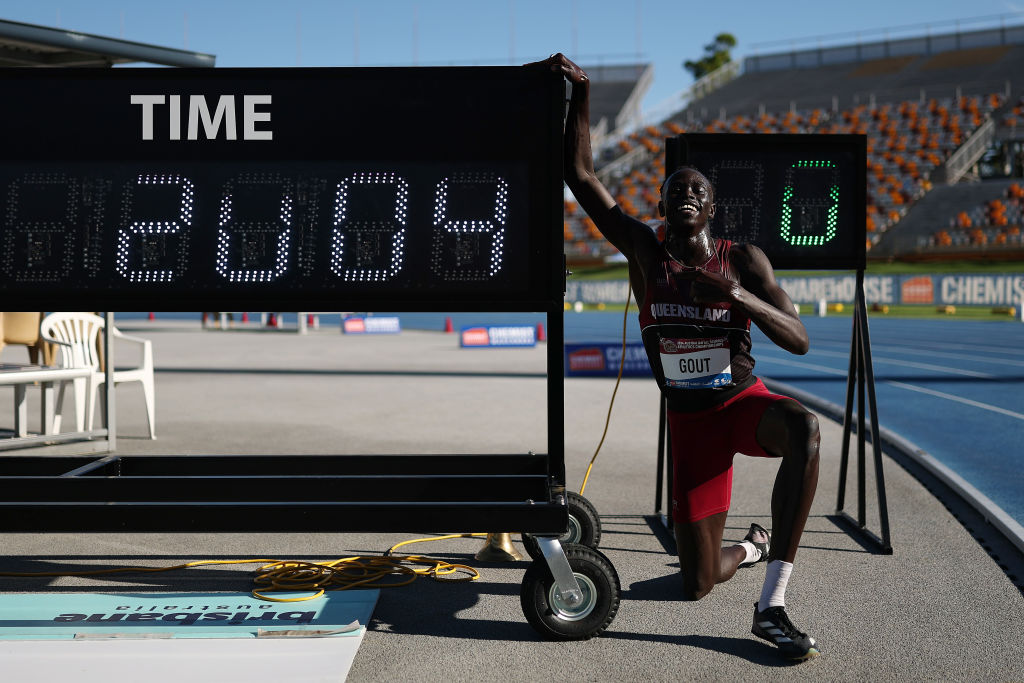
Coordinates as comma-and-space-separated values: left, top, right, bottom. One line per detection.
564, 491, 601, 548
519, 543, 620, 641
520, 533, 544, 561
521, 491, 602, 560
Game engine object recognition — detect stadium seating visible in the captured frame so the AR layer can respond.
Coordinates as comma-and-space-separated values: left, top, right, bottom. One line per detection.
564, 93, 1004, 262
923, 181, 1024, 249
564, 32, 1024, 264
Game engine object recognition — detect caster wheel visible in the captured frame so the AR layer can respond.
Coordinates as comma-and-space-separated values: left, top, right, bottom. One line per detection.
521, 491, 602, 560
520, 543, 620, 641
564, 491, 602, 548
521, 533, 544, 562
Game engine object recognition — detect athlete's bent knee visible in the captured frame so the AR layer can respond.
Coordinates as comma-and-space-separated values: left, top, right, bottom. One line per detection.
803, 411, 820, 440
680, 574, 715, 601
785, 409, 819, 460
787, 408, 818, 441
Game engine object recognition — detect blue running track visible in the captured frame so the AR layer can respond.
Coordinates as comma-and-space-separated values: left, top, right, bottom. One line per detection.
751, 317, 1024, 527
561, 311, 1024, 529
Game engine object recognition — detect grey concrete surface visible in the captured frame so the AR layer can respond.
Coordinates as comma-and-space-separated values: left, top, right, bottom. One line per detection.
1, 322, 1022, 681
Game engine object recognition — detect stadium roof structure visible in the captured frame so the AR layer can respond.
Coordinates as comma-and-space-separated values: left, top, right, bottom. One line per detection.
0, 17, 215, 67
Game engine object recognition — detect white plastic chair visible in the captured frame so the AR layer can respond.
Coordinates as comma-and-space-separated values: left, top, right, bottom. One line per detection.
40, 312, 156, 438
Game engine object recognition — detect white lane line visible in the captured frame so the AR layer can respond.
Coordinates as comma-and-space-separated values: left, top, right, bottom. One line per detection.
885, 381, 1024, 421
810, 349, 993, 378
867, 345, 1024, 368
805, 339, 1024, 367
756, 355, 848, 376
806, 337, 1024, 358
758, 355, 1024, 421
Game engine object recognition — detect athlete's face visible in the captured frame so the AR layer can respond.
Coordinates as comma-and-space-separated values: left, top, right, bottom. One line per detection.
659, 169, 716, 230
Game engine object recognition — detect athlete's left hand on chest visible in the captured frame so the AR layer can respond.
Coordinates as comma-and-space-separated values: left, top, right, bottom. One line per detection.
690, 268, 740, 305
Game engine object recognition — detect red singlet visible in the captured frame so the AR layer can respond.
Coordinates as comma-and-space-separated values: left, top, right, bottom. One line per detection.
638, 238, 795, 523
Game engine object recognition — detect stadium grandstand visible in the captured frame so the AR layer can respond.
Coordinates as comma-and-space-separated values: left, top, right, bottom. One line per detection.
567, 19, 1024, 266
581, 62, 653, 148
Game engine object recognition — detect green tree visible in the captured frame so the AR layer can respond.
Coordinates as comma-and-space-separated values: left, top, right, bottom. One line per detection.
683, 32, 737, 80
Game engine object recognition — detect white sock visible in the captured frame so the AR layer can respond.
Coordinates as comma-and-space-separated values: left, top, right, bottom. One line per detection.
738, 541, 761, 565
758, 560, 793, 612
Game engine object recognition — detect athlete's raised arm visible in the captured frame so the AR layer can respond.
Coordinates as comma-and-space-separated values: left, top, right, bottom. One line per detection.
534, 53, 652, 260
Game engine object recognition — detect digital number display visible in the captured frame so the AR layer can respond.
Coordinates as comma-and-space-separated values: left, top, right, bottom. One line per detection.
665, 134, 866, 270
0, 67, 563, 309
3, 163, 523, 290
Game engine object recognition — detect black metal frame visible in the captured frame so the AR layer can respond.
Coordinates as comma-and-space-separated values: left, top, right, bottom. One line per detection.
834, 269, 893, 553
0, 308, 566, 533
0, 453, 565, 532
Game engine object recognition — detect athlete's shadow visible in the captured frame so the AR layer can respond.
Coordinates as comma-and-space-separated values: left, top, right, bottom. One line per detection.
621, 569, 684, 602
602, 630, 804, 666
366, 556, 536, 641
675, 634, 808, 666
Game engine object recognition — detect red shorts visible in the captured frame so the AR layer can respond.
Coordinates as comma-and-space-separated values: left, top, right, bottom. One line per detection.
668, 378, 794, 523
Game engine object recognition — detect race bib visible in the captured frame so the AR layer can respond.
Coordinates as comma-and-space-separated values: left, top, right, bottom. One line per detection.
659, 336, 732, 389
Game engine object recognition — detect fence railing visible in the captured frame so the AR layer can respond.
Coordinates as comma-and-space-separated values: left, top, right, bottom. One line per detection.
934, 117, 997, 184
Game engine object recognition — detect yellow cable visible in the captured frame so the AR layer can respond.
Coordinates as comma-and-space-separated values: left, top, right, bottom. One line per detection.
384, 533, 486, 555
0, 540, 484, 603
579, 284, 632, 496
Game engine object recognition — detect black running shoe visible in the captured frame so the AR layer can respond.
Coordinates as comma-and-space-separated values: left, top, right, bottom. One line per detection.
752, 603, 820, 661
738, 523, 771, 568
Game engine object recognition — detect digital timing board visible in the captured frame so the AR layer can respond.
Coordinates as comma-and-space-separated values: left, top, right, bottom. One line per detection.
666, 133, 867, 270
0, 66, 564, 310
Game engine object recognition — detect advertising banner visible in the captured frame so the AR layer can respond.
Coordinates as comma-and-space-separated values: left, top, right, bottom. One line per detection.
460, 325, 537, 348
564, 274, 1024, 307
935, 274, 1024, 306
777, 275, 898, 304
565, 343, 652, 378
776, 273, 1024, 306
342, 316, 401, 334
564, 280, 632, 306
